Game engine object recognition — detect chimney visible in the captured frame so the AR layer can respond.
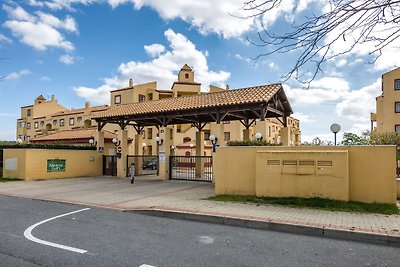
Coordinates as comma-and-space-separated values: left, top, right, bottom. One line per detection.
226, 84, 230, 90
51, 95, 55, 101
85, 101, 90, 109
129, 78, 133, 87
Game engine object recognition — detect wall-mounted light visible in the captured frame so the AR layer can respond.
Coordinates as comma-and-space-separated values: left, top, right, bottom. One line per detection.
209, 135, 218, 145
88, 137, 97, 146
112, 137, 121, 147
255, 132, 263, 141
155, 136, 163, 146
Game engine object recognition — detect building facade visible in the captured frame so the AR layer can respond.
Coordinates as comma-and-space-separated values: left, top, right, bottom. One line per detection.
17, 64, 301, 157
371, 67, 400, 133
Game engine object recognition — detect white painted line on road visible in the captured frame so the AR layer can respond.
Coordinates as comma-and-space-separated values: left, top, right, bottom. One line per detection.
140, 265, 156, 267
23, 208, 90, 254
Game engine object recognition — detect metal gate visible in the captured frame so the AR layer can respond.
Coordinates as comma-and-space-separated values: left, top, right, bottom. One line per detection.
0, 149, 3, 178
103, 155, 117, 176
169, 156, 212, 182
127, 155, 159, 176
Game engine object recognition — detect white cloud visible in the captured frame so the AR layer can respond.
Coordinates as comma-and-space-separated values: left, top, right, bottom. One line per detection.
0, 113, 17, 117
74, 28, 230, 104
292, 112, 315, 124
2, 5, 75, 51
40, 76, 51, 81
5, 69, 31, 81
0, 33, 12, 43
144, 43, 165, 57
285, 77, 350, 106
336, 79, 380, 121
59, 54, 81, 64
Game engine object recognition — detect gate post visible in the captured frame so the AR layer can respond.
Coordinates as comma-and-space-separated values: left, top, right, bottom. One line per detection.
158, 126, 172, 180
195, 131, 204, 178
134, 134, 144, 175
116, 129, 128, 177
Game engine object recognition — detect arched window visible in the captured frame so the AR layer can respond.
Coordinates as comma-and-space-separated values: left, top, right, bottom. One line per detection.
185, 151, 191, 156
185, 73, 189, 79
183, 137, 191, 143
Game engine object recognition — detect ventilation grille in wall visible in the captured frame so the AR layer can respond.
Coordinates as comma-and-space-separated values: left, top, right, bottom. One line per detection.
266, 159, 334, 176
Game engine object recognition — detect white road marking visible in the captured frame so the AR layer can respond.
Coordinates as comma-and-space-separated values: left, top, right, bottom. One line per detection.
140, 265, 156, 267
23, 208, 90, 254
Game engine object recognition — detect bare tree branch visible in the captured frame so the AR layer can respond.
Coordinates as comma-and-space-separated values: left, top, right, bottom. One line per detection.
242, 0, 400, 84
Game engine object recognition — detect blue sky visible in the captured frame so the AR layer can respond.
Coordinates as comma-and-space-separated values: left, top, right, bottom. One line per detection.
0, 0, 398, 142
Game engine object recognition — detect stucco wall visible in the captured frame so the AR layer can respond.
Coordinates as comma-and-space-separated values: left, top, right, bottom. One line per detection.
3, 149, 102, 180
214, 146, 397, 204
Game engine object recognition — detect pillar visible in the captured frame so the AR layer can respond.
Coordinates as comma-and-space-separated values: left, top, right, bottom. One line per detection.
211, 122, 225, 147
243, 128, 250, 141
94, 130, 104, 152
254, 120, 267, 141
195, 131, 205, 178
134, 134, 143, 175
280, 127, 291, 146
158, 126, 172, 180
116, 129, 128, 177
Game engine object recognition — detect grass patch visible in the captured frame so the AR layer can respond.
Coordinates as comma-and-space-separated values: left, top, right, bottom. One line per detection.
208, 195, 399, 215
0, 177, 23, 182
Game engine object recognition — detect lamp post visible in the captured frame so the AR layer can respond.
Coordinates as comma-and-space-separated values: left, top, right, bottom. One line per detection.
112, 137, 120, 147
255, 132, 262, 141
16, 138, 23, 145
330, 123, 341, 146
88, 138, 97, 147
209, 135, 218, 153
189, 143, 194, 156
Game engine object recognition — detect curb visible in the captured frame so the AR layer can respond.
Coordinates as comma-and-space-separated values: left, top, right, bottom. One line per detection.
129, 208, 400, 247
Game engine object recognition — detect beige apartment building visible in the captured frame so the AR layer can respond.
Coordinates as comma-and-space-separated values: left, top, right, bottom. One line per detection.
371, 67, 400, 133
16, 64, 301, 156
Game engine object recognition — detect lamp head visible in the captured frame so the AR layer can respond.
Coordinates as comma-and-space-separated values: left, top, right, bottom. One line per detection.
255, 132, 262, 140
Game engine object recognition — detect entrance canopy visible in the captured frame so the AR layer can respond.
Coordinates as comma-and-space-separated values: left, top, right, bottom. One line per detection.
92, 83, 293, 130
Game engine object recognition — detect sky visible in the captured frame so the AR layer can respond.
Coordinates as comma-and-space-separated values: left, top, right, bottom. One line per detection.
0, 0, 398, 142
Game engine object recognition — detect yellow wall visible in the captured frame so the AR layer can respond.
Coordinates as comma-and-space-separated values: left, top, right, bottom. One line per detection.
214, 146, 397, 204
3, 149, 102, 180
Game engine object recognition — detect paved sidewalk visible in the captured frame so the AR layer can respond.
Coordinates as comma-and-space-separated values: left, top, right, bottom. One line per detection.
0, 176, 399, 245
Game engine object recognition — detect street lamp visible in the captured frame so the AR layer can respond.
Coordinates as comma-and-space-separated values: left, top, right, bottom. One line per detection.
209, 135, 218, 153
16, 138, 23, 144
112, 137, 120, 147
330, 123, 341, 146
255, 132, 263, 141
155, 136, 163, 146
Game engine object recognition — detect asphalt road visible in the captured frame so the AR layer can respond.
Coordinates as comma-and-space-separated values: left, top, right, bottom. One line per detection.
0, 195, 399, 267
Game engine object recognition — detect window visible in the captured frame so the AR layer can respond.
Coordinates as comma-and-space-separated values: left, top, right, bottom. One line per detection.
139, 94, 145, 102
395, 79, 400, 90
60, 119, 64, 127
185, 73, 189, 79
69, 118, 75, 126
395, 102, 400, 113
177, 125, 181, 133
53, 120, 57, 126
147, 128, 153, 139
224, 132, 231, 141
170, 128, 173, 140
148, 93, 153, 101
19, 121, 25, 128
34, 122, 39, 129
27, 109, 31, 116
40, 121, 44, 127
115, 95, 121, 104
27, 122, 31, 129
77, 117, 82, 123
204, 131, 210, 140
396, 125, 400, 133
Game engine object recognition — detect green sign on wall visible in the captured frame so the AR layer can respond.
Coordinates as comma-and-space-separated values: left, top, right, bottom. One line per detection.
47, 159, 66, 172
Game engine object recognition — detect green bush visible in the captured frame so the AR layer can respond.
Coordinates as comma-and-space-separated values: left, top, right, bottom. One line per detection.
226, 140, 281, 146
0, 144, 96, 150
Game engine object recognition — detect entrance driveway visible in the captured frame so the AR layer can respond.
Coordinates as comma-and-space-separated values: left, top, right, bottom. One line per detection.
0, 176, 214, 210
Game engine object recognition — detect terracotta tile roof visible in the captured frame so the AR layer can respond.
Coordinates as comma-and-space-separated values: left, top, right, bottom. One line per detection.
30, 128, 120, 142
93, 83, 284, 119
